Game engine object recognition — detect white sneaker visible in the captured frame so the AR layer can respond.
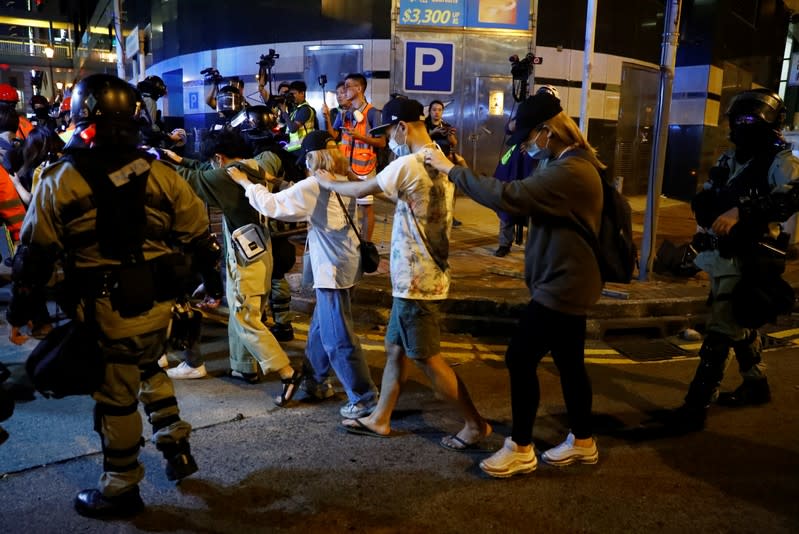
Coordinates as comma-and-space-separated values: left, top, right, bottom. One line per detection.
541, 432, 599, 466
167, 362, 207, 380
479, 437, 537, 478
157, 354, 169, 369
340, 400, 377, 419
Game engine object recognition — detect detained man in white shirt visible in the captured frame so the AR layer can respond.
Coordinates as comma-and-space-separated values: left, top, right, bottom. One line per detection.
315, 97, 491, 450
227, 130, 378, 419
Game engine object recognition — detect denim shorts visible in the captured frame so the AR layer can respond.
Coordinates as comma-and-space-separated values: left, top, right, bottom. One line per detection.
385, 298, 441, 360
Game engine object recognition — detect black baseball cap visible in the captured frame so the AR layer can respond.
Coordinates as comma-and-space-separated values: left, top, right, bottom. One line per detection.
369, 96, 425, 136
295, 130, 336, 162
508, 92, 563, 146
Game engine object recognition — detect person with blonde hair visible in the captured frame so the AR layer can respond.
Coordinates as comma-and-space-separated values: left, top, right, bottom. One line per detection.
228, 130, 378, 419
425, 91, 604, 477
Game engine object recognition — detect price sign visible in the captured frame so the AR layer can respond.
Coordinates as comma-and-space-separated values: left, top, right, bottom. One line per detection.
399, 0, 464, 27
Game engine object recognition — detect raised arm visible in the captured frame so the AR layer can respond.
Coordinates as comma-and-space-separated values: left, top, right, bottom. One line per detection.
316, 169, 382, 198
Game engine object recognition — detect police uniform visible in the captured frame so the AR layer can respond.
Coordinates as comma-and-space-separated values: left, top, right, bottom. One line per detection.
680, 89, 799, 427
8, 74, 211, 517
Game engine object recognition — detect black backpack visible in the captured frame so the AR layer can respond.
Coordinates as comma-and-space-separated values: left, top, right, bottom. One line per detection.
562, 150, 636, 283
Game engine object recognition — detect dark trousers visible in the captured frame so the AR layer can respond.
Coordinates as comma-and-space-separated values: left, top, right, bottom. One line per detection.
506, 300, 593, 446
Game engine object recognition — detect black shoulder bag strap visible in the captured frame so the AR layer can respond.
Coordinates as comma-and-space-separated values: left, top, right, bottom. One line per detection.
334, 192, 366, 247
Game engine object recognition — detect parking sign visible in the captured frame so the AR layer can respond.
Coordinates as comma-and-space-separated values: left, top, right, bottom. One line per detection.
404, 41, 454, 94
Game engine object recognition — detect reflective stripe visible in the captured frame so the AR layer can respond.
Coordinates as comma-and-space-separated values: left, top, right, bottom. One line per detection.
340, 103, 377, 175
288, 102, 316, 147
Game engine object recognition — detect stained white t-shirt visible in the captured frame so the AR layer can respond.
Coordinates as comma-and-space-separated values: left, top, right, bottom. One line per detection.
375, 150, 454, 300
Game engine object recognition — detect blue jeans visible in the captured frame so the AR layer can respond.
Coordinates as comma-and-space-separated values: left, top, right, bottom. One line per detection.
305, 288, 377, 404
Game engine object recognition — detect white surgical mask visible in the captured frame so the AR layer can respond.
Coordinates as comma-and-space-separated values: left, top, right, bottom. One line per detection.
389, 126, 410, 157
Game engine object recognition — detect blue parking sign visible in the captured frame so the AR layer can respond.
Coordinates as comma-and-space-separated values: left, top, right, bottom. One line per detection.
404, 41, 454, 94
188, 92, 199, 110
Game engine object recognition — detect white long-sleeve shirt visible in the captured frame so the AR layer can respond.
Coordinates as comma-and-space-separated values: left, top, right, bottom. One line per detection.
241, 174, 361, 289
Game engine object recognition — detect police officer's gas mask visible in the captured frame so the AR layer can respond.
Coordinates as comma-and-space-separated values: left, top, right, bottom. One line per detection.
33, 105, 49, 120
729, 114, 773, 152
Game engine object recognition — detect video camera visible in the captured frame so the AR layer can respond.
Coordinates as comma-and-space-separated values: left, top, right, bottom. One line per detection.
201, 67, 223, 84
510, 53, 535, 102
257, 49, 280, 70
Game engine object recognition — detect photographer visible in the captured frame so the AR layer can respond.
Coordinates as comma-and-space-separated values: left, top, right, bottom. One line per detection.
673, 89, 799, 432
425, 100, 458, 159
281, 81, 317, 152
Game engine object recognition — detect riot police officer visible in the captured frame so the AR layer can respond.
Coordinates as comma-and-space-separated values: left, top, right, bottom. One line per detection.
137, 75, 185, 148
676, 89, 799, 431
7, 74, 216, 517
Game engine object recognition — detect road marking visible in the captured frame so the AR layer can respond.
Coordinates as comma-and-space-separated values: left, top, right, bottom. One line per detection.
767, 328, 799, 339
210, 317, 717, 365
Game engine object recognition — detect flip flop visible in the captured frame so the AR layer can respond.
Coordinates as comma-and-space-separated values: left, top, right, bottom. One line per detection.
340, 418, 390, 439
439, 434, 490, 452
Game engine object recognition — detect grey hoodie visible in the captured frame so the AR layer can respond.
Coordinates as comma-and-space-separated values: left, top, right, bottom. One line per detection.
449, 150, 603, 315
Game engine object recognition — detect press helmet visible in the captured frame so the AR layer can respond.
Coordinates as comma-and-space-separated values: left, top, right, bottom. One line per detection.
726, 89, 785, 129
216, 85, 243, 115
0, 83, 19, 105
66, 74, 142, 149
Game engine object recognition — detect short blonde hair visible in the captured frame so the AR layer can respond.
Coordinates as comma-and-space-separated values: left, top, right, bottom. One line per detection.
541, 111, 607, 171
306, 147, 348, 174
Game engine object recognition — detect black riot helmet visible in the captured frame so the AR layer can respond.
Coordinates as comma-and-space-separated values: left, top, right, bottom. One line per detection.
727, 89, 785, 129
243, 105, 277, 134
138, 75, 167, 100
66, 74, 142, 149
216, 85, 243, 116
726, 89, 786, 151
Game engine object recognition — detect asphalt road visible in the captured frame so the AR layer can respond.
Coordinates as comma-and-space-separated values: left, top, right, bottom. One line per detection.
1, 314, 798, 533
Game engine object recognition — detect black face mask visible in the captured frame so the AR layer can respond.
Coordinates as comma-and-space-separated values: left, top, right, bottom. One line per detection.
729, 122, 774, 151
34, 108, 49, 120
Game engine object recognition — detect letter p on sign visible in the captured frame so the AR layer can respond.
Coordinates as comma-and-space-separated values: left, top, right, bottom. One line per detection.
404, 41, 454, 94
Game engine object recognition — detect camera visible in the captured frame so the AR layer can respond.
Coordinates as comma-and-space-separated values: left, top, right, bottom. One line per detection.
509, 53, 535, 102
201, 67, 223, 83
318, 74, 327, 88
257, 49, 280, 69
509, 54, 535, 79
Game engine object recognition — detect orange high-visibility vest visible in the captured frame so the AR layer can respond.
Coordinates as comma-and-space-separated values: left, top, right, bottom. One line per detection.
0, 166, 26, 242
16, 115, 33, 140
340, 103, 377, 175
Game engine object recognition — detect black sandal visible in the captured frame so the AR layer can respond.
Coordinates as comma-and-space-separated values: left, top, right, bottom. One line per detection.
274, 368, 303, 407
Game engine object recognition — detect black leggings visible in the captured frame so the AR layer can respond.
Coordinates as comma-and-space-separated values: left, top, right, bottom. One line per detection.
506, 299, 593, 446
